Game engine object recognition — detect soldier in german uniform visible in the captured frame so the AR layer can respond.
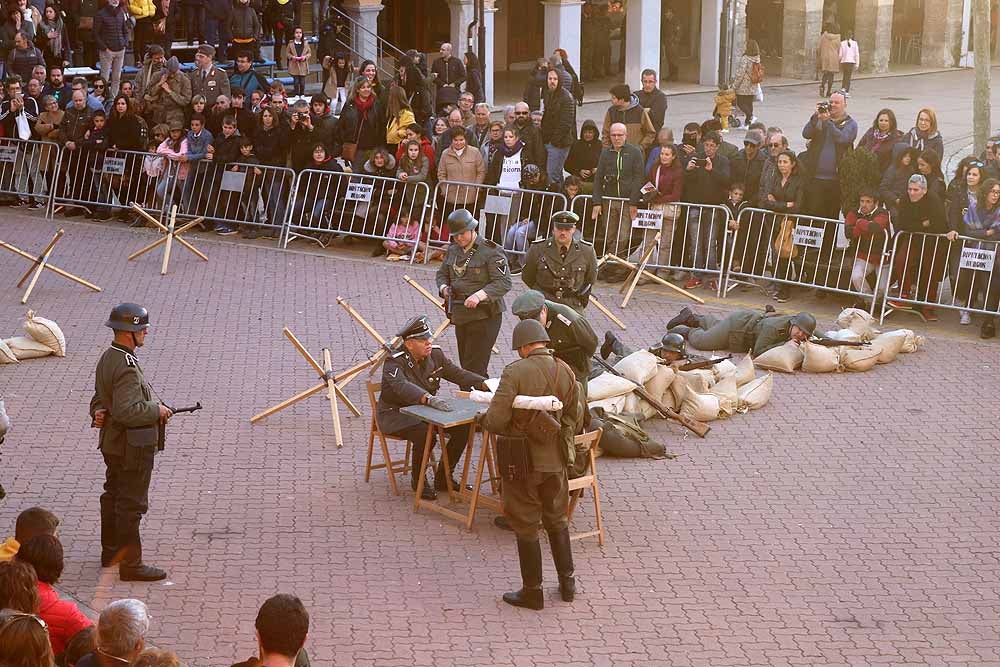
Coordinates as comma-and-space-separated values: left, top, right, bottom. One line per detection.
521, 211, 598, 314
599, 331, 700, 366
511, 289, 597, 395
482, 319, 581, 611
666, 306, 816, 357
377, 315, 490, 499
436, 209, 513, 379
89, 303, 172, 582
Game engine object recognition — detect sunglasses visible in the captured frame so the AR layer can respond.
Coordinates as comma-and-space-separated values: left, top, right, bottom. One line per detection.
769, 142, 783, 147
94, 83, 105, 88
514, 112, 529, 116
0, 611, 48, 631
969, 160, 985, 167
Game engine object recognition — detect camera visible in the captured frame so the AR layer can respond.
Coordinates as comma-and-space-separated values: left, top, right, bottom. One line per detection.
695, 158, 708, 167
817, 101, 830, 114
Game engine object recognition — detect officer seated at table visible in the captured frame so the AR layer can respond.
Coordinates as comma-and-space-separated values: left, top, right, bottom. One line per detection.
376, 315, 490, 500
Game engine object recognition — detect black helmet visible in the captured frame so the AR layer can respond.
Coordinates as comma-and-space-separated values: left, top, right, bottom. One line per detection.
105, 303, 149, 332
551, 211, 579, 229
790, 312, 816, 337
446, 208, 478, 236
652, 332, 686, 354
511, 319, 550, 349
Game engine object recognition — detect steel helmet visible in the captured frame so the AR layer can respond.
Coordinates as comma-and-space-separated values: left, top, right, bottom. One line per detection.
105, 303, 150, 332
652, 332, 686, 354
790, 312, 816, 337
446, 208, 478, 236
511, 319, 550, 349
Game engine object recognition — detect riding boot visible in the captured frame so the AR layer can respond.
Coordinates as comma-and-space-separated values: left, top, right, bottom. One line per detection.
667, 306, 699, 331
502, 537, 544, 610
548, 527, 576, 602
600, 331, 627, 360
99, 495, 118, 567
410, 441, 436, 500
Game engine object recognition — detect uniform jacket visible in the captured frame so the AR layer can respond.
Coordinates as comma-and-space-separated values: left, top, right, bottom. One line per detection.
541, 85, 576, 148
189, 65, 231, 106
600, 95, 656, 150
522, 237, 598, 313
376, 346, 485, 434
592, 143, 645, 206
436, 235, 512, 324
134, 61, 165, 99
539, 300, 598, 385
144, 72, 192, 127
481, 348, 581, 471
89, 342, 164, 458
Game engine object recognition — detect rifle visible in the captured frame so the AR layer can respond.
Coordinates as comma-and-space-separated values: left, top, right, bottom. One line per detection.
166, 402, 203, 415
677, 354, 733, 372
810, 338, 867, 348
592, 356, 710, 438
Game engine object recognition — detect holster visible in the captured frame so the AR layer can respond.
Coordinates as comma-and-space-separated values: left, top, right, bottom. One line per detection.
522, 409, 561, 444
496, 434, 533, 483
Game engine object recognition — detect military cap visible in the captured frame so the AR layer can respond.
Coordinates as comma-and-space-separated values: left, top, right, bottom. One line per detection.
397, 315, 433, 340
511, 290, 546, 319
196, 44, 216, 58
105, 303, 149, 332
512, 319, 549, 349
447, 208, 478, 236
790, 312, 816, 337
551, 211, 580, 229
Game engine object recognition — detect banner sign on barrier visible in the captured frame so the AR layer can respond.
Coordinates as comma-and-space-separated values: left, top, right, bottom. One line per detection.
102, 157, 126, 175
221, 171, 246, 192
631, 208, 662, 230
793, 226, 824, 248
345, 182, 374, 202
959, 247, 996, 272
0, 146, 17, 163
484, 193, 512, 215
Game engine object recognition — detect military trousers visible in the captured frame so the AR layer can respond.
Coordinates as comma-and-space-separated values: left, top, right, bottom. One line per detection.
455, 315, 501, 381
392, 423, 473, 476
101, 448, 155, 560
686, 312, 746, 351
504, 470, 569, 541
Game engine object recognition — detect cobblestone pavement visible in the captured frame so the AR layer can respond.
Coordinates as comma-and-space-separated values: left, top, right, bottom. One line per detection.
1, 214, 998, 667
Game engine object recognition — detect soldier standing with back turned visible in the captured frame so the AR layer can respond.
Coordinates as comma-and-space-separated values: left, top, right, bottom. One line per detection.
521, 211, 598, 314
89, 303, 172, 582
436, 208, 512, 380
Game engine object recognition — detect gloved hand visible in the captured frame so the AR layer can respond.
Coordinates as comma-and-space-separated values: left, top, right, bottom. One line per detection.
427, 396, 453, 412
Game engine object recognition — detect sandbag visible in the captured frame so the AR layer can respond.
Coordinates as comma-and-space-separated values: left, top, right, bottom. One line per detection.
0, 339, 18, 364
680, 390, 721, 422
823, 328, 862, 343
836, 307, 880, 339
588, 372, 637, 400
588, 394, 628, 414
668, 373, 689, 411
734, 355, 755, 386
614, 349, 659, 384
801, 341, 841, 373
754, 341, 803, 373
711, 359, 738, 382
737, 373, 773, 411
23, 311, 66, 357
879, 328, 925, 353
709, 376, 739, 417
840, 346, 881, 372
643, 365, 675, 405
5, 336, 54, 360
871, 331, 905, 363
677, 369, 715, 393
622, 392, 642, 416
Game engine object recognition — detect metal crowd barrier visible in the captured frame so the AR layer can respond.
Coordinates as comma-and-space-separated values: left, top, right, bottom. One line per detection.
282, 170, 431, 256
722, 207, 885, 313
0, 138, 61, 216
426, 181, 568, 263
880, 231, 1000, 323
571, 195, 731, 293
50, 147, 171, 220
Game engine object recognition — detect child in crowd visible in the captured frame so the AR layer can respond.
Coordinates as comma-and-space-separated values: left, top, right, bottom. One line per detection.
384, 208, 425, 260
844, 188, 891, 301
232, 136, 266, 237
83, 110, 110, 219
714, 84, 737, 132
155, 122, 190, 208
322, 51, 353, 114
286, 26, 311, 97
1, 507, 59, 562
723, 181, 748, 273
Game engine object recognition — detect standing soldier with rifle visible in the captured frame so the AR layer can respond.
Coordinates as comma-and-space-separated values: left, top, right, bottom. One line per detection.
436, 208, 512, 380
521, 211, 598, 314
89, 303, 172, 582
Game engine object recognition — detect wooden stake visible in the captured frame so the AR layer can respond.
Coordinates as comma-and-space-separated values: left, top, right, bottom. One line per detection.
323, 348, 344, 448
16, 229, 63, 288
606, 253, 706, 305
0, 239, 102, 293
589, 294, 626, 330
0, 230, 102, 304
126, 203, 207, 275
283, 328, 361, 416
402, 275, 499, 354
620, 233, 660, 308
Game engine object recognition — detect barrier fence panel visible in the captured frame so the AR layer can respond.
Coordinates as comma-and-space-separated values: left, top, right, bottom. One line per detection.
426, 181, 567, 264
879, 231, 1000, 323
0, 138, 61, 216
174, 161, 296, 239
571, 194, 731, 293
51, 148, 171, 221
282, 171, 431, 257
722, 207, 886, 313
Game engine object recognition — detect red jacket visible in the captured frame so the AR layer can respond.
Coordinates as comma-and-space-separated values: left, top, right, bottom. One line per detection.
37, 582, 93, 655
395, 136, 435, 175
845, 206, 890, 263
645, 160, 683, 205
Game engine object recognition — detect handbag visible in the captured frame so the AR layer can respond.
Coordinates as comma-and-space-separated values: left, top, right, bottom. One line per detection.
773, 216, 799, 259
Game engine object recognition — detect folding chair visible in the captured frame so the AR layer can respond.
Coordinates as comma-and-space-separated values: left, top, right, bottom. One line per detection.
566, 428, 605, 546
365, 381, 412, 496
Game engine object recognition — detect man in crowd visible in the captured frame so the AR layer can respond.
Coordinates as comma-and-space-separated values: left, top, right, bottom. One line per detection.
546, 53, 572, 92
76, 599, 151, 667
229, 52, 270, 100
309, 94, 337, 153
376, 315, 489, 498
682, 130, 731, 290
457, 90, 475, 126
0, 77, 47, 209
541, 67, 576, 190
0, 507, 60, 562
844, 187, 891, 301
144, 57, 192, 127
636, 68, 668, 133
731, 129, 766, 205
801, 91, 857, 220
591, 122, 643, 258
230, 595, 310, 667
600, 84, 655, 151
510, 101, 545, 169
133, 45, 166, 100
69, 76, 104, 112
435, 108, 479, 165
189, 44, 231, 107
467, 102, 491, 148
522, 211, 597, 313
94, 0, 129, 97
431, 42, 465, 114
58, 89, 95, 216
42, 66, 73, 106
229, 87, 257, 138
666, 306, 816, 357
510, 289, 598, 392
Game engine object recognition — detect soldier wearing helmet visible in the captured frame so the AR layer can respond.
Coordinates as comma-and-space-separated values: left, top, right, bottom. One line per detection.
88, 303, 172, 582
510, 289, 597, 391
521, 210, 598, 313
666, 306, 817, 357
597, 330, 703, 368
435, 208, 512, 379
482, 319, 582, 612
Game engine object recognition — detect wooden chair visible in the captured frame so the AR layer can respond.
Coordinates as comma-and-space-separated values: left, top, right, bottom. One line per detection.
566, 428, 605, 546
365, 381, 412, 496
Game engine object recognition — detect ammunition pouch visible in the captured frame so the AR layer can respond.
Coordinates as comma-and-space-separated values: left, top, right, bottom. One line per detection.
496, 434, 533, 483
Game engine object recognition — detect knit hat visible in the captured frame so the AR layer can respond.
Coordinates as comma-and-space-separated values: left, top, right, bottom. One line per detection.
165, 56, 180, 74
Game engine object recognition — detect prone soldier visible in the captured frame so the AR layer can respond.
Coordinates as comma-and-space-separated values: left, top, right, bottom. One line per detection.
521, 211, 598, 314
598, 330, 697, 367
436, 209, 513, 380
89, 303, 172, 582
376, 315, 490, 499
666, 306, 815, 357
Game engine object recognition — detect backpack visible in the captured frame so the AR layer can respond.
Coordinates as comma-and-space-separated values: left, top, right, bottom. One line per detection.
750, 61, 764, 85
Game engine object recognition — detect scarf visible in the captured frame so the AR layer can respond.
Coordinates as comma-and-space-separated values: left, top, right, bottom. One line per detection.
40, 18, 62, 55
499, 139, 524, 159
353, 92, 375, 121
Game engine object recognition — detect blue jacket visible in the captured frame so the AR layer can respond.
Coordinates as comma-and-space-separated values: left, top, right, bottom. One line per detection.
94, 4, 130, 52
186, 128, 214, 161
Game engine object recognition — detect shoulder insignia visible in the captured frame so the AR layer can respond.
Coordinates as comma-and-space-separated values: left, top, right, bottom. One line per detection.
556, 313, 572, 327
482, 238, 500, 249
391, 350, 405, 358
431, 345, 442, 349
530, 238, 546, 245
124, 353, 137, 367
388, 367, 399, 378
496, 256, 508, 274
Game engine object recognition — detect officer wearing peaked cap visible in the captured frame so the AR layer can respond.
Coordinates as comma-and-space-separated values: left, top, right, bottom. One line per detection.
377, 315, 491, 499
89, 303, 172, 582
522, 211, 598, 314
511, 289, 597, 392
436, 209, 512, 379
666, 306, 815, 357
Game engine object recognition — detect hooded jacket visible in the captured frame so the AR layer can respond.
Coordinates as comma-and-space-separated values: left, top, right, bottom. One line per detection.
541, 84, 576, 148
592, 142, 645, 206
565, 119, 601, 181
37, 583, 93, 656
898, 127, 944, 161
601, 94, 656, 151
817, 31, 841, 72
844, 205, 891, 263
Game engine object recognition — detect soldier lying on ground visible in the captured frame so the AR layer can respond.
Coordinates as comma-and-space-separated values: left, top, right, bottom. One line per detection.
665, 306, 816, 357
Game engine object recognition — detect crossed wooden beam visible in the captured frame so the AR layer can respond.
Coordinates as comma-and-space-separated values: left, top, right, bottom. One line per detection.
401, 275, 500, 354
128, 204, 208, 275
602, 231, 705, 308
0, 229, 102, 304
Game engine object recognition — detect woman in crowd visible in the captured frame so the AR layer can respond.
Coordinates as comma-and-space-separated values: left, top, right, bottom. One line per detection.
878, 146, 919, 215
155, 120, 189, 207
321, 51, 353, 115
255, 106, 291, 227
107, 94, 145, 150
486, 126, 526, 189
34, 95, 63, 183
560, 174, 581, 202
396, 137, 430, 210
730, 39, 761, 125
384, 84, 415, 157
838, 30, 859, 94
916, 149, 946, 202
337, 77, 384, 167
761, 149, 806, 303
564, 119, 601, 194
946, 161, 984, 320
645, 127, 676, 173
189, 93, 207, 123
0, 607, 54, 667
92, 77, 109, 107
430, 115, 449, 151
356, 59, 385, 103
644, 142, 684, 276
949, 176, 1000, 335
464, 50, 484, 104
0, 559, 40, 613
899, 107, 943, 159
479, 119, 504, 168
857, 108, 903, 174
397, 49, 431, 124
889, 173, 949, 320
36, 4, 68, 68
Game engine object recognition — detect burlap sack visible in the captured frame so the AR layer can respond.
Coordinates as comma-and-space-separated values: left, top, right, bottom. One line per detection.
823, 328, 862, 343
734, 355, 755, 386
737, 373, 773, 411
801, 341, 841, 373
840, 346, 881, 372
711, 359, 738, 382
613, 349, 659, 384
588, 394, 628, 414
871, 332, 906, 363
835, 307, 880, 339
643, 365, 675, 404
5, 336, 54, 360
708, 376, 739, 417
668, 372, 689, 411
23, 310, 66, 357
677, 369, 715, 393
754, 341, 803, 373
879, 328, 925, 353
588, 373, 637, 400
0, 339, 18, 364
680, 390, 721, 422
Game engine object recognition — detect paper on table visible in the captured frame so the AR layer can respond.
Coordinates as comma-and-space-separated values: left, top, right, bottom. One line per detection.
467, 390, 563, 411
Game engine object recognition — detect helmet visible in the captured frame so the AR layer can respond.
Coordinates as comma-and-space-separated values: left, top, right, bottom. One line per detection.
105, 303, 149, 332
652, 332, 686, 354
551, 211, 579, 229
790, 312, 816, 337
511, 319, 550, 349
446, 208, 478, 236
521, 164, 542, 181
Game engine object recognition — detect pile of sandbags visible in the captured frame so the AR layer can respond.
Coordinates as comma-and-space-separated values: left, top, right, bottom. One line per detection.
0, 311, 66, 364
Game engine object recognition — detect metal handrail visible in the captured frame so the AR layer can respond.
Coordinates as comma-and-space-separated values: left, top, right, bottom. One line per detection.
327, 5, 405, 81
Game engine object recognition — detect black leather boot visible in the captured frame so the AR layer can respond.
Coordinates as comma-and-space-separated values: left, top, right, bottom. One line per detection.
600, 332, 627, 360
502, 538, 544, 610
667, 307, 697, 331
548, 527, 576, 602
118, 541, 167, 582
99, 496, 118, 567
